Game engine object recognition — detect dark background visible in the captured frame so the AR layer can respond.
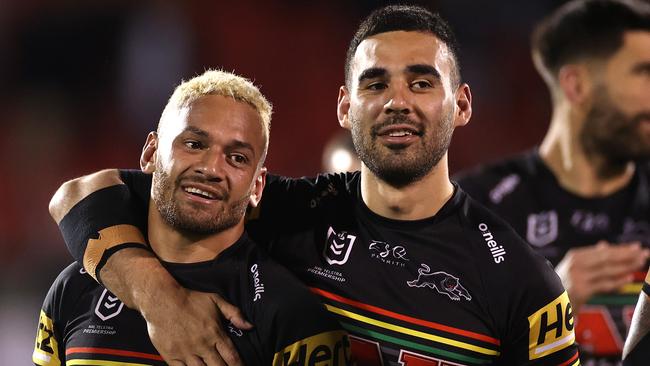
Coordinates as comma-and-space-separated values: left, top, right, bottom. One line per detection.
0, 0, 565, 362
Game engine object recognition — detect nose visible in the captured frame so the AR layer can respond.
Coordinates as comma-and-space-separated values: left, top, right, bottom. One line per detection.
383, 84, 412, 115
194, 148, 225, 181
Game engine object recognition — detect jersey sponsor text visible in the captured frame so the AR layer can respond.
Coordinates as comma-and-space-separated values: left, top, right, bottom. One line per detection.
527, 291, 575, 360
273, 330, 351, 366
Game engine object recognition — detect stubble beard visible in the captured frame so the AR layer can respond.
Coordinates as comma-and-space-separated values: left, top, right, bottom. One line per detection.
580, 86, 650, 178
152, 166, 250, 236
350, 112, 455, 188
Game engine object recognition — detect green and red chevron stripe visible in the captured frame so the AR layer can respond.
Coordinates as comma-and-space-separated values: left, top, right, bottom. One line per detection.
310, 287, 501, 365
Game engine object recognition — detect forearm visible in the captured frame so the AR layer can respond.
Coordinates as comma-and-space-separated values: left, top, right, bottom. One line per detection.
100, 248, 182, 309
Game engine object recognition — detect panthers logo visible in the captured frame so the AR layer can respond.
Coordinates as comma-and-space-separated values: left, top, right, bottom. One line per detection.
407, 264, 472, 301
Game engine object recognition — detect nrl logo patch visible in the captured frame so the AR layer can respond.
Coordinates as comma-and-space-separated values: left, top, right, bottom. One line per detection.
407, 264, 471, 301
324, 227, 356, 265
527, 211, 558, 247
95, 289, 124, 321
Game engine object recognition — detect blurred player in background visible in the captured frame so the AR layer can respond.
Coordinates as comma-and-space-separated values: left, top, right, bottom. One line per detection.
456, 0, 650, 363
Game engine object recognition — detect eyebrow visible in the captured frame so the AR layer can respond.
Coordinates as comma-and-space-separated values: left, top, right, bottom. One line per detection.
632, 61, 650, 74
357, 64, 442, 85
229, 140, 256, 155
358, 67, 387, 84
183, 126, 210, 137
406, 64, 441, 80
181, 126, 256, 155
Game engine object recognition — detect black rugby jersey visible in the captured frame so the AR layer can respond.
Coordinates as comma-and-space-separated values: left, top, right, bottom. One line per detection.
456, 149, 650, 364
33, 233, 350, 366
246, 171, 579, 366
61, 170, 580, 365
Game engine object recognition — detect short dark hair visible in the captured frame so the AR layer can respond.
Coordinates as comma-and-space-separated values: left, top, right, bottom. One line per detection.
344, 5, 461, 88
532, 0, 650, 77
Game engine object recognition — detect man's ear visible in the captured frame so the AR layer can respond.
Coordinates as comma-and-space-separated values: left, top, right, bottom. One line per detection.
140, 132, 158, 173
249, 167, 267, 208
337, 86, 352, 130
453, 83, 472, 128
558, 64, 593, 106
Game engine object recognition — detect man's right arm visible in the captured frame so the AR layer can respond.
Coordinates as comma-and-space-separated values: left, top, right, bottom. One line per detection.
49, 169, 249, 366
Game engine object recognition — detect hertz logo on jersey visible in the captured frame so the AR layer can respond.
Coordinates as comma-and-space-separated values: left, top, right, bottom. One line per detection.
33, 310, 61, 366
527, 291, 575, 360
273, 330, 351, 365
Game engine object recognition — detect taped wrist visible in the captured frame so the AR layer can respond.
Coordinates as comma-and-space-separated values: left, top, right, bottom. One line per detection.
59, 184, 148, 283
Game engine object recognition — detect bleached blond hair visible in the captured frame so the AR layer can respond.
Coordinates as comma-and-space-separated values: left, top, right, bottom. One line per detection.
158, 69, 272, 160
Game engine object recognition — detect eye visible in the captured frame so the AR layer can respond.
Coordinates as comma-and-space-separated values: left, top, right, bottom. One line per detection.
411, 80, 433, 89
228, 153, 248, 165
184, 140, 203, 149
366, 82, 387, 91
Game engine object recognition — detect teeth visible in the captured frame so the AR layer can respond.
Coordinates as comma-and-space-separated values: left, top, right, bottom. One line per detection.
388, 130, 413, 137
184, 187, 215, 199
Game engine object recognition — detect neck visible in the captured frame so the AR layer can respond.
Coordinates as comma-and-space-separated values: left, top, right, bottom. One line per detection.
539, 102, 635, 197
147, 201, 244, 263
360, 154, 454, 220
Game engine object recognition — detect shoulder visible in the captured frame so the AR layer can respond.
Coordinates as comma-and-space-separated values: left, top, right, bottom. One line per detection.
45, 262, 97, 304
265, 171, 358, 197
40, 262, 99, 332
454, 151, 539, 205
459, 192, 564, 298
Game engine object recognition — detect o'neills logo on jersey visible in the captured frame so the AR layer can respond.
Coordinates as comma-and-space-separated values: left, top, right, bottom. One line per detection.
324, 227, 356, 266
528, 291, 575, 360
250, 264, 265, 302
478, 223, 506, 264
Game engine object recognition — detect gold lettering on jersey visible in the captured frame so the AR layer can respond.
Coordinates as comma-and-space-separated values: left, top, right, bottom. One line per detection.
84, 224, 146, 281
33, 310, 60, 366
527, 291, 575, 360
273, 330, 351, 366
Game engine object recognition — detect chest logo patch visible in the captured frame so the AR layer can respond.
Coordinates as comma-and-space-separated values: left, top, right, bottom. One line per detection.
95, 289, 124, 321
324, 227, 356, 265
407, 264, 471, 301
527, 211, 558, 247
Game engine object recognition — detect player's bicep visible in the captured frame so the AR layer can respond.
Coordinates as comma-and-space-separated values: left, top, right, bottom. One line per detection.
49, 169, 122, 224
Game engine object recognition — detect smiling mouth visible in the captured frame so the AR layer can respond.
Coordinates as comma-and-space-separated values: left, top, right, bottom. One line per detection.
386, 130, 415, 137
183, 186, 217, 200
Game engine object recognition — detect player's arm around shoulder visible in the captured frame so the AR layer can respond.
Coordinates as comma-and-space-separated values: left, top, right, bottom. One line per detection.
50, 169, 250, 365
33, 262, 95, 366
470, 217, 580, 365
249, 257, 351, 366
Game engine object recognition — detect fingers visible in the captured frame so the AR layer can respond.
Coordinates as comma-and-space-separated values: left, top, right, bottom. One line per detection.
213, 294, 253, 330
569, 241, 647, 271
558, 242, 649, 306
211, 323, 244, 366
589, 272, 635, 294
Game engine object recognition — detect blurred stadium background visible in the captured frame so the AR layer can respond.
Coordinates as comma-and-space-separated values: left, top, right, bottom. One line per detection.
0, 0, 565, 363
